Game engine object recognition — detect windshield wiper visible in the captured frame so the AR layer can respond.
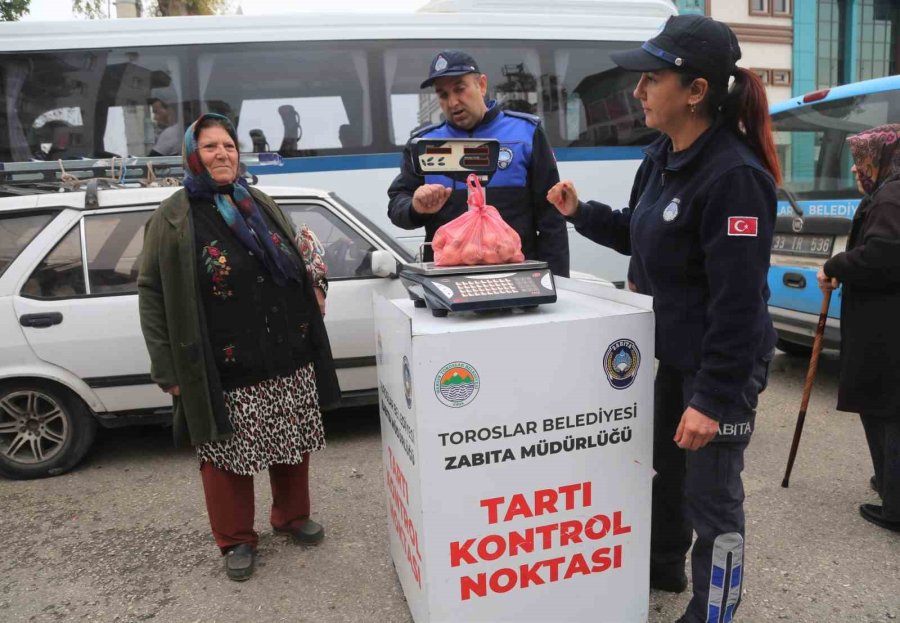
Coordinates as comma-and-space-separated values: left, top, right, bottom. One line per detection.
778, 186, 804, 217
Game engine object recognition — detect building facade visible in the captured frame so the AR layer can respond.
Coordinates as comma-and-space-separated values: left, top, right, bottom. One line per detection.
677, 0, 899, 103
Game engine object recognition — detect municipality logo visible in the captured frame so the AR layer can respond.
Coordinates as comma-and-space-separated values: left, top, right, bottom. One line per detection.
434, 361, 480, 408
403, 356, 413, 409
498, 147, 514, 170
603, 339, 641, 390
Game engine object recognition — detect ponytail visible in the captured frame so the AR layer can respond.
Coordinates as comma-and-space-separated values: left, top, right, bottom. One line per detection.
681, 67, 783, 186
721, 68, 782, 186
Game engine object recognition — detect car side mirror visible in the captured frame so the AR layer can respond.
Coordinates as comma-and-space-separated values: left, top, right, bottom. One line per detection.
371, 249, 398, 278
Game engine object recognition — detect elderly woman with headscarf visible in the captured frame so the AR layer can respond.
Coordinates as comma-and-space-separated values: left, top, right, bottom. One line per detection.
818, 123, 900, 533
138, 113, 340, 580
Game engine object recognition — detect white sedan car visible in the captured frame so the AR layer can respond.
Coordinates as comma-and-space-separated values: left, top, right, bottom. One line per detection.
0, 183, 609, 479
0, 185, 414, 479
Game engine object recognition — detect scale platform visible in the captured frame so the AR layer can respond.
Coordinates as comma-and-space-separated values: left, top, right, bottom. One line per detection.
399, 260, 557, 317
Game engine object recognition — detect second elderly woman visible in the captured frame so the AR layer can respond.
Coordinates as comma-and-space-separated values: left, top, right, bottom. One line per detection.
818, 124, 900, 533
138, 113, 339, 581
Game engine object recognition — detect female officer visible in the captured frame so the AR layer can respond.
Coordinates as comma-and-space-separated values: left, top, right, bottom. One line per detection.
547, 15, 779, 623
818, 124, 900, 533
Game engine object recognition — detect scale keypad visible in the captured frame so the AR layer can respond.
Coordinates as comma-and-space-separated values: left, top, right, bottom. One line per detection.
455, 277, 517, 298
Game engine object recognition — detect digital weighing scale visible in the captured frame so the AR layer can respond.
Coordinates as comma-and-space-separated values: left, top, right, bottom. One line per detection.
399, 138, 557, 317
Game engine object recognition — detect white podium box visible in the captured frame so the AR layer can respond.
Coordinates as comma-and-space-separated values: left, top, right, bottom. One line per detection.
374, 278, 655, 623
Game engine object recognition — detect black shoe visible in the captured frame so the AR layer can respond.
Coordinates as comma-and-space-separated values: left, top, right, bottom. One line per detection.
224, 543, 255, 581
274, 518, 325, 545
650, 565, 688, 593
859, 503, 900, 532
870, 475, 881, 496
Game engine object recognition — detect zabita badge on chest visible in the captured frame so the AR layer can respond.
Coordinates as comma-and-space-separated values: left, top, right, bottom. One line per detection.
727, 216, 758, 237
662, 198, 680, 222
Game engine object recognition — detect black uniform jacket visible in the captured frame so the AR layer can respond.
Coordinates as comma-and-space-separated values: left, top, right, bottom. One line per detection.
824, 177, 900, 418
387, 102, 570, 277
569, 122, 777, 422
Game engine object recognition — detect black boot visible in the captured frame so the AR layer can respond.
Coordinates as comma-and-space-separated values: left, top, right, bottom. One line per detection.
224, 543, 255, 581
859, 503, 900, 532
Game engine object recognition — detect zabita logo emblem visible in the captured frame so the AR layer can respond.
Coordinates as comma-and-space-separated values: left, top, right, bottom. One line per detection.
434, 362, 480, 408
604, 339, 641, 390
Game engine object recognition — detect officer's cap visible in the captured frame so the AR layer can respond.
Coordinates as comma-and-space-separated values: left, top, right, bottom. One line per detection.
610, 15, 741, 83
420, 50, 481, 89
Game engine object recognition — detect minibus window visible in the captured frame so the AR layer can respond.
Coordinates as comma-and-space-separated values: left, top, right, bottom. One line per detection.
199, 44, 372, 156
0, 49, 186, 161
385, 43, 542, 145
552, 46, 656, 147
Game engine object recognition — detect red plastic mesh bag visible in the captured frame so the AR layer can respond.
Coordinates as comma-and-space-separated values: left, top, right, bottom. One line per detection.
432, 174, 525, 266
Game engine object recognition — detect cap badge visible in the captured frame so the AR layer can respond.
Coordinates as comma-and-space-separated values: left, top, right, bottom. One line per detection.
675, 58, 684, 66
434, 55, 448, 72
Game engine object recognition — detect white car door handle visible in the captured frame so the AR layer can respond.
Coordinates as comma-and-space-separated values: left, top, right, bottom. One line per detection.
19, 312, 63, 328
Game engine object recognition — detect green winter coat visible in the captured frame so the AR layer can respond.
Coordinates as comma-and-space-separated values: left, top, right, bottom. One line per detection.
137, 187, 340, 448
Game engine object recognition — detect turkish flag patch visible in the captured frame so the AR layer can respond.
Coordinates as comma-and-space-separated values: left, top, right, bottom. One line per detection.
728, 216, 758, 237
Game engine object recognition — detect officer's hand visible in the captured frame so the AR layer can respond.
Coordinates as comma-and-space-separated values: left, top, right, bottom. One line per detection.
674, 407, 719, 451
412, 184, 452, 215
163, 385, 181, 396
547, 180, 579, 217
816, 268, 839, 292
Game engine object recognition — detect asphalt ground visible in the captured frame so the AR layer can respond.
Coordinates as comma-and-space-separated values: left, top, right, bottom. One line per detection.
1, 349, 899, 623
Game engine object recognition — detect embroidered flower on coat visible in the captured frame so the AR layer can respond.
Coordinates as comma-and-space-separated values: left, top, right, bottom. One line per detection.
223, 344, 236, 363
202, 240, 234, 300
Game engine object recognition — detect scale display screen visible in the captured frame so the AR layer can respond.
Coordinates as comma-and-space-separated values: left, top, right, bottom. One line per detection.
411, 138, 500, 175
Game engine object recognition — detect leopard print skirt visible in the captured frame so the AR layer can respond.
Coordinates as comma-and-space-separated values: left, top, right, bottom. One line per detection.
196, 363, 325, 475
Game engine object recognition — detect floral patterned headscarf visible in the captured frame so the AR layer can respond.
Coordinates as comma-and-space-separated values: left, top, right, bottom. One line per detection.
181, 113, 302, 287
847, 123, 900, 196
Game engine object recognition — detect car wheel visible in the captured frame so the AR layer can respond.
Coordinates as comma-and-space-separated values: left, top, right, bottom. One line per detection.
0, 381, 97, 480
776, 338, 813, 358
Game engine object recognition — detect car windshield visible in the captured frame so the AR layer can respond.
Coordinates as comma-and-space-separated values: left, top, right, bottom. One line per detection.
0, 210, 57, 278
772, 89, 900, 201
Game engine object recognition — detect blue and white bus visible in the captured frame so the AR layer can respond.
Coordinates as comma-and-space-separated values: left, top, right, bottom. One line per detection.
768, 75, 900, 354
0, 0, 675, 283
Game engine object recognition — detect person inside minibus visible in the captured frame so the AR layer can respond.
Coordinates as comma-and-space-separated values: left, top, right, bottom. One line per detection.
148, 96, 184, 156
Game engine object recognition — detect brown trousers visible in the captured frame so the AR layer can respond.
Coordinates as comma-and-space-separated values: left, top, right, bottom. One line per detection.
200, 453, 310, 552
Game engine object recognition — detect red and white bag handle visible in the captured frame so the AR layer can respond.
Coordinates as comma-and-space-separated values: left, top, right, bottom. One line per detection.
466, 173, 486, 210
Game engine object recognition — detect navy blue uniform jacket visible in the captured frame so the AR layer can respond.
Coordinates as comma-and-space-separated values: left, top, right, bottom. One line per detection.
570, 123, 777, 422
387, 101, 570, 277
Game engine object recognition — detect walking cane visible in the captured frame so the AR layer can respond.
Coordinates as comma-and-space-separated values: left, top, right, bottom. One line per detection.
781, 287, 833, 488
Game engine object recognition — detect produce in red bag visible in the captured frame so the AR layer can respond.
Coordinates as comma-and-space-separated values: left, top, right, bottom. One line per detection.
432, 228, 448, 253
461, 243, 482, 265
432, 174, 525, 266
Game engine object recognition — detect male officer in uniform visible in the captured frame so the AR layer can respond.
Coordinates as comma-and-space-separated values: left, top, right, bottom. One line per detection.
387, 50, 569, 277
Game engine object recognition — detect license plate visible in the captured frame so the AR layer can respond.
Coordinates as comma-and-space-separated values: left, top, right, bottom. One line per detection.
772, 233, 834, 257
